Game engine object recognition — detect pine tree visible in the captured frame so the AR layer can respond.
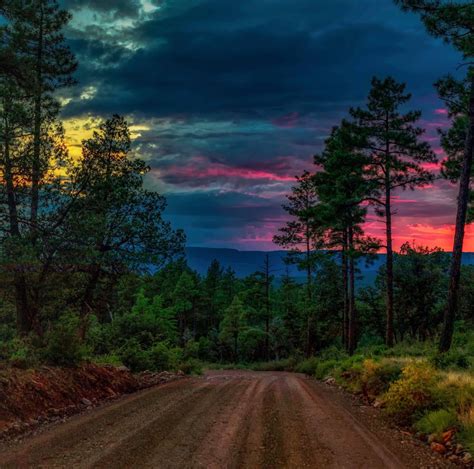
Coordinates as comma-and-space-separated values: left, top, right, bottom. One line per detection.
395, 0, 474, 352
314, 123, 379, 354
274, 171, 324, 356
219, 296, 246, 360
350, 77, 436, 347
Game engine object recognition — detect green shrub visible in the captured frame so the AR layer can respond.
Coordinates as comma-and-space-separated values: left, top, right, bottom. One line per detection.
183, 339, 200, 360
118, 339, 153, 372
415, 409, 458, 436
3, 337, 39, 369
42, 313, 87, 367
383, 362, 441, 425
179, 358, 203, 375
359, 359, 402, 399
149, 342, 179, 371
314, 359, 339, 380
295, 357, 319, 375
430, 350, 470, 370
93, 354, 123, 367
252, 357, 298, 372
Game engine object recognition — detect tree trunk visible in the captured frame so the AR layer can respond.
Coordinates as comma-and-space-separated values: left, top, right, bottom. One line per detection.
305, 229, 315, 357
264, 254, 270, 361
439, 71, 474, 353
385, 179, 395, 348
342, 229, 349, 350
2, 104, 33, 334
30, 4, 44, 231
348, 225, 357, 355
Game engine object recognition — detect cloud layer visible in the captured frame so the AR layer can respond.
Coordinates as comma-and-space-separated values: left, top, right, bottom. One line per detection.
59, 0, 471, 251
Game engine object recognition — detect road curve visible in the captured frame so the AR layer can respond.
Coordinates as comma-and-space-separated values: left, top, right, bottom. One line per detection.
0, 370, 452, 468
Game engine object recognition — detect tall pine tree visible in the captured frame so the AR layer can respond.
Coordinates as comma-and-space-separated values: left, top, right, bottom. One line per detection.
350, 77, 436, 347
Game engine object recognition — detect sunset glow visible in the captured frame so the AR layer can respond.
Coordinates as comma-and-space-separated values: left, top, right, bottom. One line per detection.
57, 0, 469, 253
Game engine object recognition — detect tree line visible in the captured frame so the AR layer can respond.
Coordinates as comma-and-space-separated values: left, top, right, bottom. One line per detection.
276, 0, 473, 355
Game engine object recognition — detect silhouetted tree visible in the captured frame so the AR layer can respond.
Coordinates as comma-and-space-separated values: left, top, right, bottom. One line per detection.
350, 77, 436, 347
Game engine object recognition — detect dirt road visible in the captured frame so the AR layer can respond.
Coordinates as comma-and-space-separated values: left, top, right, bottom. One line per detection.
0, 370, 451, 468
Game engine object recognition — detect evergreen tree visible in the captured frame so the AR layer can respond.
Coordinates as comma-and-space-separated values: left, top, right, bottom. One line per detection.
274, 171, 324, 356
219, 295, 246, 360
350, 77, 436, 347
395, 0, 473, 352
314, 123, 379, 354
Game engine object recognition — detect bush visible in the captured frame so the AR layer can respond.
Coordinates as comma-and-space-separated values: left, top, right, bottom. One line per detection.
383, 362, 441, 425
252, 357, 299, 372
42, 313, 87, 367
93, 354, 123, 367
314, 359, 339, 380
459, 406, 474, 453
1, 337, 39, 369
179, 358, 203, 375
415, 409, 458, 436
295, 357, 319, 375
430, 350, 470, 370
359, 359, 402, 399
118, 339, 153, 372
149, 342, 180, 371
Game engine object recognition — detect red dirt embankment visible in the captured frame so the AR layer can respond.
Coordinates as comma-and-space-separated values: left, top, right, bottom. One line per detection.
0, 364, 180, 438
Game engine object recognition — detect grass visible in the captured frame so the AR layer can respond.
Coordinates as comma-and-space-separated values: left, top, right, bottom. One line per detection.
290, 329, 473, 453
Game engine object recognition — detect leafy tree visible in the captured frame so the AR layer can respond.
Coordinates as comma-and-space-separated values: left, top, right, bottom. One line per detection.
350, 76, 436, 347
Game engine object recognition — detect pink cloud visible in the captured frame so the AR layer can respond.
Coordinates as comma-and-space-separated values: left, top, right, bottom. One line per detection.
157, 155, 297, 185
434, 108, 448, 116
271, 112, 300, 128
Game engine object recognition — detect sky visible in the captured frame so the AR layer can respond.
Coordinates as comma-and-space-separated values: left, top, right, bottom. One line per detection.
58, 0, 474, 251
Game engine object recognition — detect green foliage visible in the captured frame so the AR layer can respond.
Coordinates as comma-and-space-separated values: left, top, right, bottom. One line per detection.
295, 357, 320, 375
430, 350, 471, 370
42, 313, 87, 367
0, 337, 39, 369
178, 359, 203, 375
383, 363, 441, 425
415, 409, 458, 436
359, 359, 403, 399
118, 339, 154, 372
252, 357, 299, 372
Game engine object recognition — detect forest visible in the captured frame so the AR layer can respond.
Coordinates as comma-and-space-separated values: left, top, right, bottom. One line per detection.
1, 0, 472, 366
0, 0, 473, 459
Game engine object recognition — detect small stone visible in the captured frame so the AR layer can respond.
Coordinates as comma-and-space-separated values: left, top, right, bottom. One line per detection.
455, 443, 464, 454
442, 429, 455, 443
463, 452, 472, 464
373, 399, 384, 408
430, 442, 446, 454
81, 398, 92, 406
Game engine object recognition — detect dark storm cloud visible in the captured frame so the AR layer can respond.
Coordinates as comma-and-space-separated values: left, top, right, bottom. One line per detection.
63, 0, 461, 118
61, 0, 465, 249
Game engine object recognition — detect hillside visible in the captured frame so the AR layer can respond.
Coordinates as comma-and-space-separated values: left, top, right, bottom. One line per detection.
185, 247, 474, 284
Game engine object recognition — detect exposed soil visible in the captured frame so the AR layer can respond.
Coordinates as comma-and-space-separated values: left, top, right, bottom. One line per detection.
0, 364, 182, 439
0, 370, 456, 468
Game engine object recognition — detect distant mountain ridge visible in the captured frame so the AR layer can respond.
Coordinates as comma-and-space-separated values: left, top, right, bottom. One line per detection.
185, 247, 474, 284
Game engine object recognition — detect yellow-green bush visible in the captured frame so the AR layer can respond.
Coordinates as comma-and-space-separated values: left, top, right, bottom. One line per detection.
359, 359, 402, 399
383, 362, 441, 425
